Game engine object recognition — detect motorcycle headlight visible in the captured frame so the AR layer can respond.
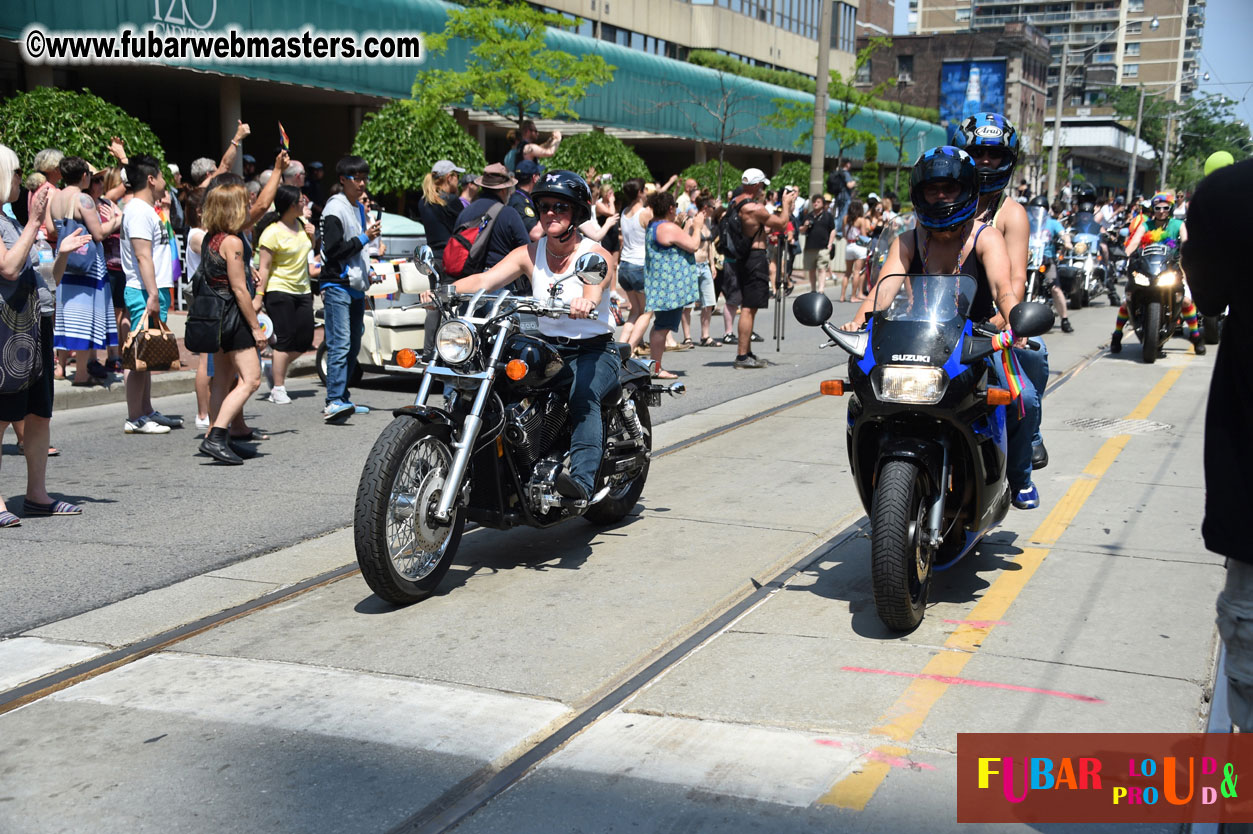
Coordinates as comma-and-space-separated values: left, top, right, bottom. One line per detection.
1155, 270, 1178, 287
878, 366, 948, 405
435, 319, 477, 365
1074, 241, 1089, 255
1133, 272, 1151, 287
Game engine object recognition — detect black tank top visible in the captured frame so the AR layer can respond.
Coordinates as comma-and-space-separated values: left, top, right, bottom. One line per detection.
906, 225, 994, 322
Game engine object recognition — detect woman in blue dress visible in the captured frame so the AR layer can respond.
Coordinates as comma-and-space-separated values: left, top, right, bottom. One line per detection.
643, 190, 707, 380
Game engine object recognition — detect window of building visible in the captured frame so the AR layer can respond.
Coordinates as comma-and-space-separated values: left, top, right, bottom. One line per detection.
1128, 0, 1144, 10
1126, 21, 1142, 34
831, 2, 857, 52
955, 7, 971, 21
1122, 62, 1139, 77
1123, 42, 1140, 56
896, 54, 914, 79
856, 58, 873, 84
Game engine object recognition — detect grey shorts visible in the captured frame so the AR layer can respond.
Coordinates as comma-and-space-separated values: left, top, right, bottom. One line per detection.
691, 263, 715, 308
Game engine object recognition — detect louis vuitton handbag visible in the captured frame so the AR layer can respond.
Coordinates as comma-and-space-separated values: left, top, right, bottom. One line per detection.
122, 313, 181, 372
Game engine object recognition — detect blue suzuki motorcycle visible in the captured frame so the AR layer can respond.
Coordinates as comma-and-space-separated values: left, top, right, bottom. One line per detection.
794, 275, 1053, 631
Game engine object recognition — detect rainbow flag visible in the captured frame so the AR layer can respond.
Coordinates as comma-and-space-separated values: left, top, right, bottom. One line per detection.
278, 121, 290, 152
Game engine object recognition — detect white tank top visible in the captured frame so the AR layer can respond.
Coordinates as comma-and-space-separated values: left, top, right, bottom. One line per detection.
532, 237, 614, 341
619, 205, 647, 266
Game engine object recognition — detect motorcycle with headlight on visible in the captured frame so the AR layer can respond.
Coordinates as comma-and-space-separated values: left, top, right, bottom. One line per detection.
1125, 242, 1185, 364
1057, 211, 1105, 308
353, 248, 684, 605
793, 276, 1053, 631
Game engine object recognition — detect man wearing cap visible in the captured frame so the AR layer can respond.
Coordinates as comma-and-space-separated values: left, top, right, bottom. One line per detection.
302, 161, 325, 209
454, 162, 531, 292
242, 154, 258, 182
730, 168, 795, 368
510, 159, 545, 241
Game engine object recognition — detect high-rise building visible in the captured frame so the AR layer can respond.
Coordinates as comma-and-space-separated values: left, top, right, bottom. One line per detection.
856, 0, 897, 38
910, 0, 1204, 105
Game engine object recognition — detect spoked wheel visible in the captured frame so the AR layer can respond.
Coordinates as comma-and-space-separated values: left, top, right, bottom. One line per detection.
584, 396, 652, 525
354, 418, 464, 605
1141, 302, 1161, 364
870, 459, 933, 632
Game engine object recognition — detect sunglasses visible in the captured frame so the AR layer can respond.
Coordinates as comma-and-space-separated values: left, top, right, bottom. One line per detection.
969, 147, 1007, 161
1153, 205, 1170, 211
347, 174, 368, 183
537, 200, 571, 215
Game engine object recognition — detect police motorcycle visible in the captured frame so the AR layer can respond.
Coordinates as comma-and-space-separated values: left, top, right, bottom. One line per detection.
353, 248, 684, 605
1025, 201, 1054, 303
1057, 210, 1105, 309
793, 278, 1053, 631
1125, 242, 1186, 364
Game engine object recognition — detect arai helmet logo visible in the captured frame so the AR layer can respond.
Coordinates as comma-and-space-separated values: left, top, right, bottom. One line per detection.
974, 125, 1003, 139
891, 354, 931, 362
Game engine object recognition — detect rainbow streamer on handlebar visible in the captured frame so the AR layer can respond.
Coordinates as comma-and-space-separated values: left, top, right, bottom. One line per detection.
990, 330, 1027, 418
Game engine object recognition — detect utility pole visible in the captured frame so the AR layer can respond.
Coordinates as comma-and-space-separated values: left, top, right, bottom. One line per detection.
1159, 112, 1173, 191
1046, 47, 1068, 203
810, 0, 835, 198
1126, 86, 1145, 200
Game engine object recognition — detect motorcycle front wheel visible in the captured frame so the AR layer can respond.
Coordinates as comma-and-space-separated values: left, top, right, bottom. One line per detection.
870, 458, 933, 632
354, 418, 464, 605
1141, 302, 1161, 364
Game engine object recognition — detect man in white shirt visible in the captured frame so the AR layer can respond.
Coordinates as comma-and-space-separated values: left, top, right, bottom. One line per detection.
120, 155, 182, 435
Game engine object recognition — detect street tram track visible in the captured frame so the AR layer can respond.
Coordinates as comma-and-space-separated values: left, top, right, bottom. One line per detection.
0, 342, 1105, 831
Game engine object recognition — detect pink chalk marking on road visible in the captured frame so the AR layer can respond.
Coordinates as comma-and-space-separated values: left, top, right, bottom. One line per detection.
839, 666, 1104, 703
812, 738, 936, 770
942, 619, 1008, 628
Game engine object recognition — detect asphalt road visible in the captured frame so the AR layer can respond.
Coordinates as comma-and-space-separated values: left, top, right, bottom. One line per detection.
1, 289, 1124, 636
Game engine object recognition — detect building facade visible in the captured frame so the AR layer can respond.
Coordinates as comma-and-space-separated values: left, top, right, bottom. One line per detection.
856, 0, 897, 38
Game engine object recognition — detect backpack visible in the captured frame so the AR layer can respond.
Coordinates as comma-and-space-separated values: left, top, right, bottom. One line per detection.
715, 197, 753, 261
443, 203, 504, 279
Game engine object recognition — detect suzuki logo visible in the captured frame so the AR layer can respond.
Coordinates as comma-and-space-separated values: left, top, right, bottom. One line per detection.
892, 354, 931, 362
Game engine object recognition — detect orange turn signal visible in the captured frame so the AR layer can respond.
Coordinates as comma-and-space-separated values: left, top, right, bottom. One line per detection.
986, 387, 1013, 406
396, 349, 418, 368
820, 380, 845, 396
506, 359, 529, 381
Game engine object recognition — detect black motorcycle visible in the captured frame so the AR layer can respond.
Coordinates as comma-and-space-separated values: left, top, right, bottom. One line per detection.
354, 250, 684, 605
1125, 242, 1185, 364
794, 277, 1053, 631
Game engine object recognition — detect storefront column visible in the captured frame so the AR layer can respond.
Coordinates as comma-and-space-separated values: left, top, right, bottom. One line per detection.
219, 77, 241, 174
772, 150, 783, 173
695, 143, 706, 165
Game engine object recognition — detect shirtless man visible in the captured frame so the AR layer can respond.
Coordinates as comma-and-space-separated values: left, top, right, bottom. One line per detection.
729, 168, 795, 368
956, 112, 1051, 471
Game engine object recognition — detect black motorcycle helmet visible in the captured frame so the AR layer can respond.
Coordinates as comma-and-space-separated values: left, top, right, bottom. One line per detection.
910, 146, 979, 231
954, 112, 1019, 195
531, 169, 592, 225
1028, 195, 1050, 209
1074, 183, 1097, 212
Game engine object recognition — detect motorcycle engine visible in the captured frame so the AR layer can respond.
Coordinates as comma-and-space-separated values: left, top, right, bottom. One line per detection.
505, 395, 570, 472
526, 456, 567, 514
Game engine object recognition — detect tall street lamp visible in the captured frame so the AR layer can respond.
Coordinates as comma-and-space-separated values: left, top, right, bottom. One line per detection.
1047, 15, 1159, 202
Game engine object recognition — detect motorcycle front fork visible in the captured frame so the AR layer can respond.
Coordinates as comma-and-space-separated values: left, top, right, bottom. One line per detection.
924, 442, 950, 550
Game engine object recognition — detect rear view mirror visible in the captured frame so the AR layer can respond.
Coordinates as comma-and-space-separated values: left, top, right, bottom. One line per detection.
574, 253, 607, 286
413, 245, 436, 277
793, 292, 834, 327
1009, 302, 1055, 339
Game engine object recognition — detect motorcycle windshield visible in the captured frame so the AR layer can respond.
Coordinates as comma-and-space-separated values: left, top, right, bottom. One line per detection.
867, 213, 916, 285
870, 273, 976, 368
1027, 206, 1050, 247
1072, 212, 1101, 237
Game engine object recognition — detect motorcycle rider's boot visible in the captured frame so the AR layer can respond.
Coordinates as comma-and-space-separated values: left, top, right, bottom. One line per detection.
1108, 286, 1121, 307
1110, 330, 1123, 353
1191, 333, 1207, 356
1031, 444, 1049, 470
1061, 318, 1073, 333
198, 427, 243, 465
555, 470, 590, 503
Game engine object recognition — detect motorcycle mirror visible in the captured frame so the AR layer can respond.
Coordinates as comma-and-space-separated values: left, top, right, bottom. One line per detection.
413, 245, 436, 277
792, 291, 833, 327
574, 253, 608, 286
1009, 302, 1055, 340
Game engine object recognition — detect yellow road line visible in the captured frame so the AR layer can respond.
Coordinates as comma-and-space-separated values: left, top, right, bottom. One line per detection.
819, 359, 1192, 811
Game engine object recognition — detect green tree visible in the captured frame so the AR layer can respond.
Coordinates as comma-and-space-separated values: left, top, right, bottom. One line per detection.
858, 140, 880, 202
765, 37, 893, 163
351, 101, 486, 203
679, 160, 744, 197
770, 160, 815, 196
1170, 95, 1251, 189
1104, 86, 1174, 175
416, 0, 614, 131
0, 87, 166, 172
549, 131, 652, 183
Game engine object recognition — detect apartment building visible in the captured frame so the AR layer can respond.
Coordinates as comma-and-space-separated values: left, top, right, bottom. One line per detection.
534, 0, 864, 79
857, 0, 897, 37
909, 0, 1205, 105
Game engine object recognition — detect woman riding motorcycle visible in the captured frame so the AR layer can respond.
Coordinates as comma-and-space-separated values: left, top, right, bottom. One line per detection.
421, 170, 618, 503
843, 147, 1040, 509
1110, 191, 1203, 356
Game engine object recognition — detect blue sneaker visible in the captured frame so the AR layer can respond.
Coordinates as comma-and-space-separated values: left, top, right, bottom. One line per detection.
322, 401, 354, 423
348, 403, 370, 414
1013, 483, 1040, 510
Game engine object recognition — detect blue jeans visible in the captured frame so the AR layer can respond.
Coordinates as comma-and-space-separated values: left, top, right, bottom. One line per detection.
832, 197, 850, 237
322, 285, 364, 405
989, 339, 1047, 492
552, 342, 622, 494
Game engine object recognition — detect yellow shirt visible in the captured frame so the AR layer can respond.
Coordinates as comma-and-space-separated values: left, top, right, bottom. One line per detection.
257, 221, 312, 295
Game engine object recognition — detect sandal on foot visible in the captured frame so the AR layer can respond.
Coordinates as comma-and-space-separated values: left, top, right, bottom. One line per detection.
651, 369, 679, 380
23, 499, 83, 516
697, 337, 719, 347
0, 511, 20, 527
